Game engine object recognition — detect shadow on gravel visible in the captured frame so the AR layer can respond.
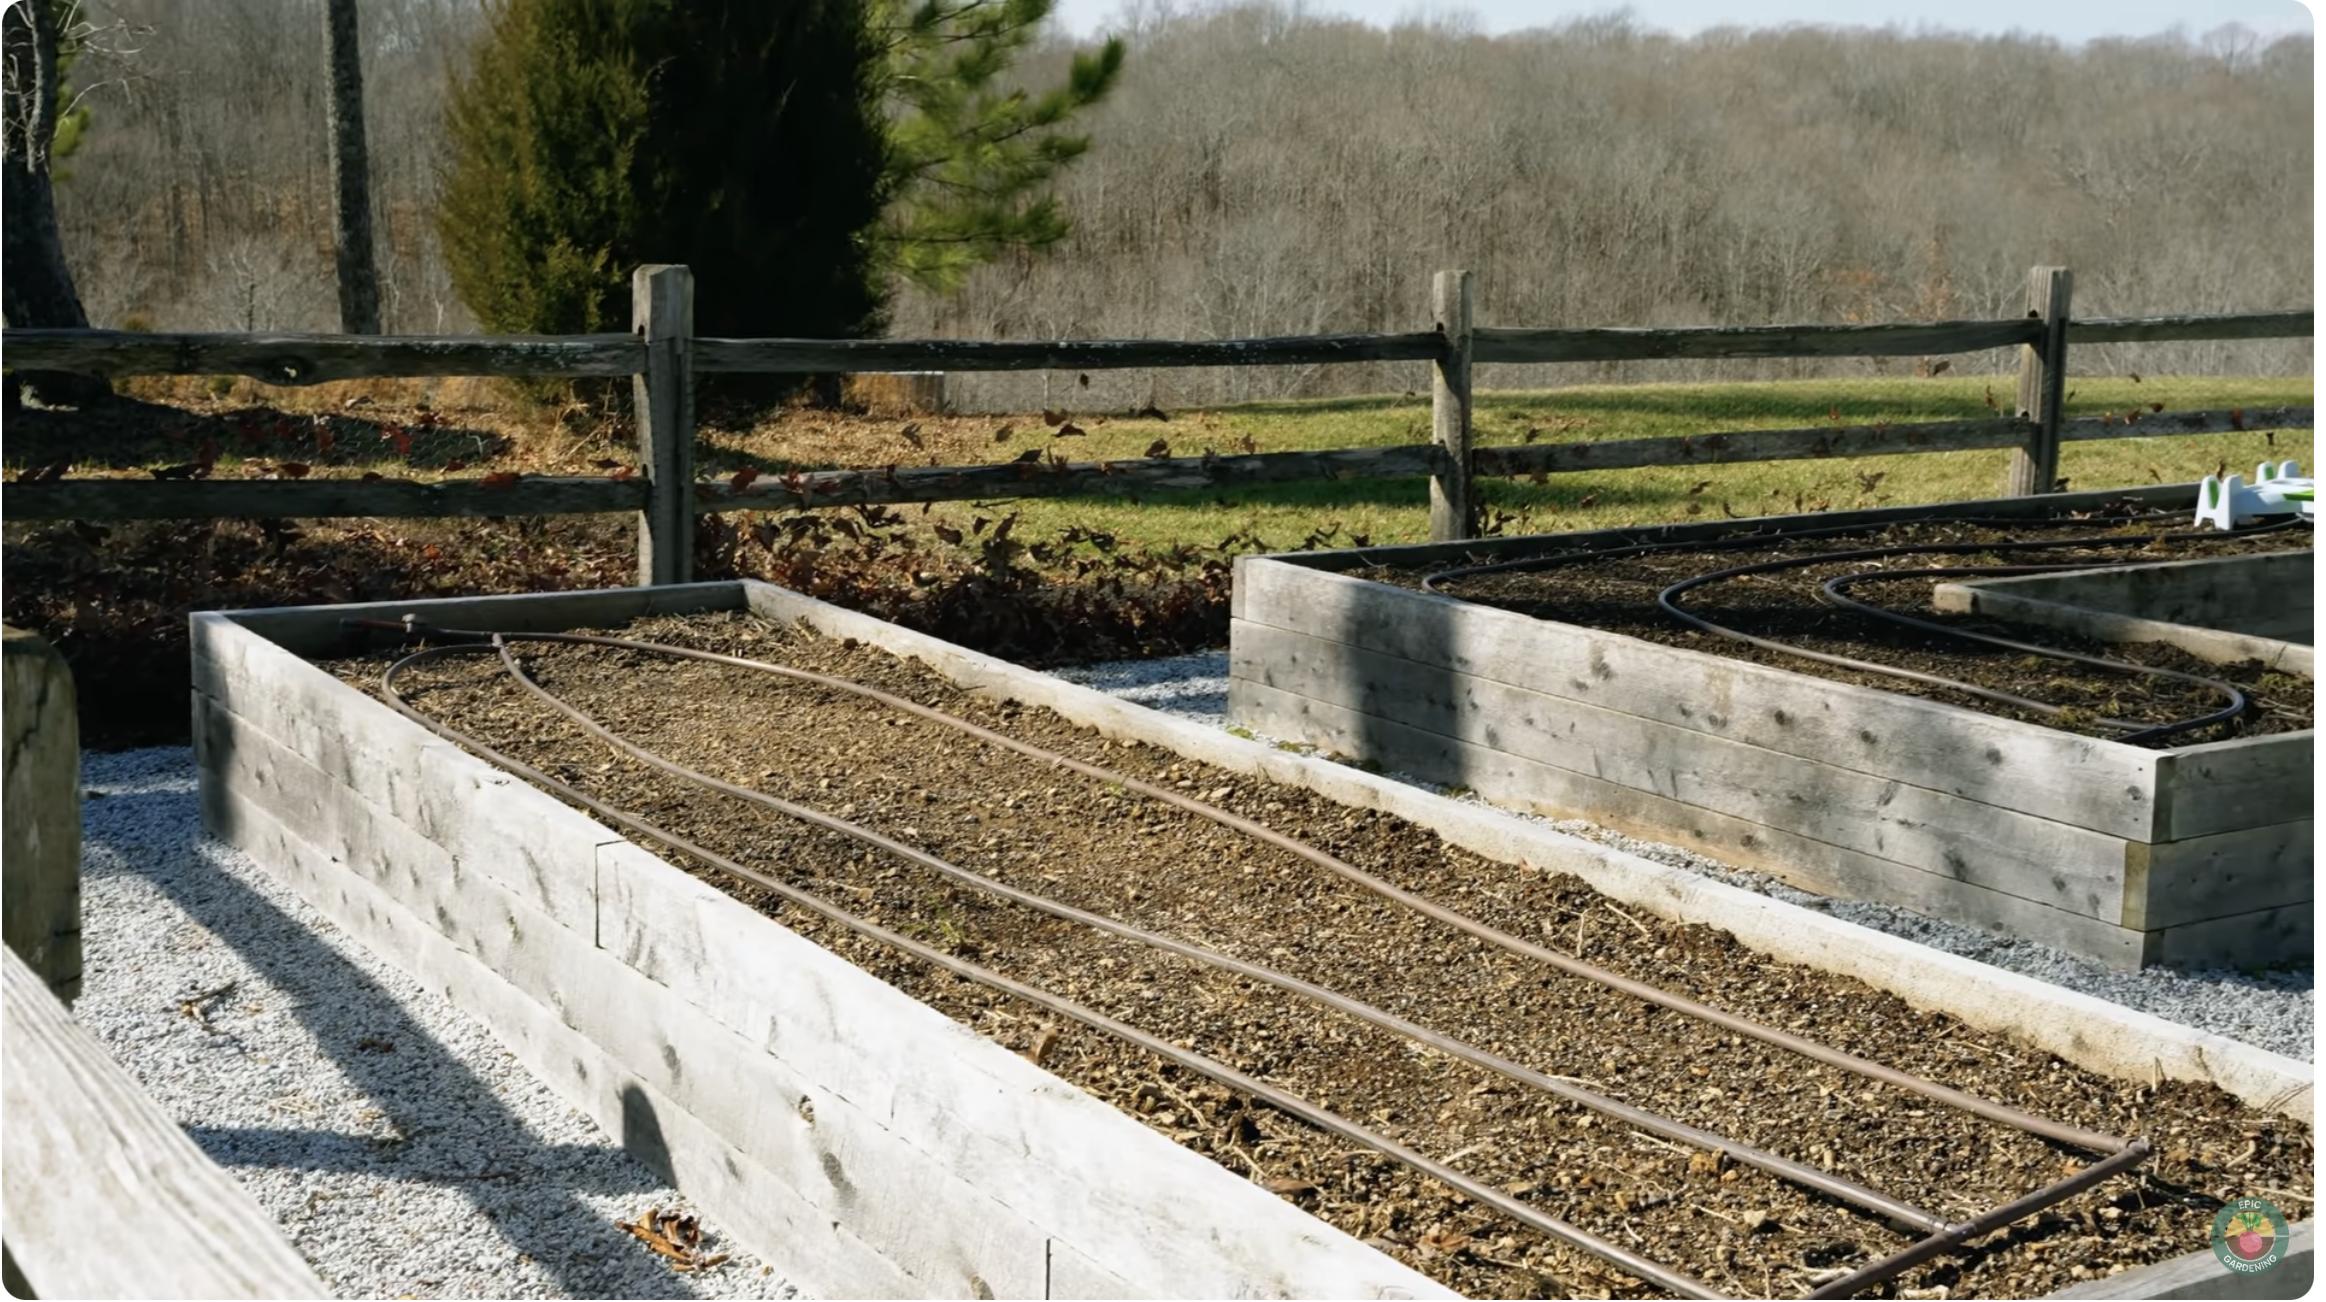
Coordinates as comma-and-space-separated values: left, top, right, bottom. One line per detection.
79, 763, 720, 1300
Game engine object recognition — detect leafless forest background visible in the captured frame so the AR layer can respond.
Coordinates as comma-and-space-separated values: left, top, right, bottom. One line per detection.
54, 1, 2315, 409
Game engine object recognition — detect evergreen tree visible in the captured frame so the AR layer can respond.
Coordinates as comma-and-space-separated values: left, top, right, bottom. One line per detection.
438, 0, 891, 341
875, 0, 1125, 290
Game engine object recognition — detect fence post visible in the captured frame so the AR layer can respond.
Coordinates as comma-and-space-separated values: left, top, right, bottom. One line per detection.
1430, 269, 1476, 541
2005, 265, 2073, 496
633, 264, 696, 585
3, 628, 79, 1006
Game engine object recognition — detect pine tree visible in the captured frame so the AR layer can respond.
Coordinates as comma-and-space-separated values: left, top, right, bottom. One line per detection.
875, 0, 1124, 290
437, 0, 891, 341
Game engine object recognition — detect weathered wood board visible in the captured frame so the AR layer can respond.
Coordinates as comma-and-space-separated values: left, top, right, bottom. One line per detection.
1, 949, 326, 1298
1229, 491, 2315, 971
1935, 551, 2313, 674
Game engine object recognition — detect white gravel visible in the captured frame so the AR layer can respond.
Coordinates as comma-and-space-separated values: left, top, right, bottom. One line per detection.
1050, 651, 2316, 1060
77, 747, 801, 1300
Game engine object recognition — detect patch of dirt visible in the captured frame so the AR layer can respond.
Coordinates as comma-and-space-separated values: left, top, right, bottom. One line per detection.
324, 613, 2313, 1299
1363, 511, 2312, 745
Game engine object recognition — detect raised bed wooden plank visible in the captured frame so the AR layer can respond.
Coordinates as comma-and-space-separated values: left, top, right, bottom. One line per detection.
1933, 579, 2313, 677
2126, 820, 2316, 931
2152, 901, 2314, 972
1229, 618, 2131, 920
198, 581, 743, 658
204, 786, 929, 1298
1, 949, 327, 1300
201, 712, 1080, 1298
595, 840, 1447, 1300
1228, 673, 2153, 968
2154, 733, 2316, 842
0, 328, 645, 383
738, 579, 2308, 1112
1232, 559, 2166, 841
195, 619, 624, 932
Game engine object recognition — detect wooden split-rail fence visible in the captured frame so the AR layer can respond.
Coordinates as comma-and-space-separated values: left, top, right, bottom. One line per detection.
2, 265, 2312, 584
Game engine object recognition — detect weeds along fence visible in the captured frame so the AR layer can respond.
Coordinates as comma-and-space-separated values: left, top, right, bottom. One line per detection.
2, 264, 2312, 585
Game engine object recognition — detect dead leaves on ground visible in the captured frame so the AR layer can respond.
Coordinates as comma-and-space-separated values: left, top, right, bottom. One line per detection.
617, 1206, 729, 1273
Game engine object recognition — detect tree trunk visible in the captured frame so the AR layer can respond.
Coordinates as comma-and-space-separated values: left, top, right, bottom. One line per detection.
325, 0, 379, 335
3, 0, 106, 406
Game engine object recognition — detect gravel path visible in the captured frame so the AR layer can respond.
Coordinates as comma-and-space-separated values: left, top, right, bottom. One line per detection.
77, 747, 800, 1300
1051, 651, 2315, 1059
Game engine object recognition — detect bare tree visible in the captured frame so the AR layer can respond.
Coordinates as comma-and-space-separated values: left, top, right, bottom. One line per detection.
324, 0, 378, 333
3, 0, 105, 405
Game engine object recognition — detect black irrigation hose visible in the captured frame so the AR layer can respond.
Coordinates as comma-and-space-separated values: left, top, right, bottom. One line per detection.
364, 620, 2154, 1298
373, 640, 1727, 1301
1414, 509, 2184, 593
1422, 512, 2293, 745
481, 635, 1952, 1237
1815, 564, 2248, 745
1655, 531, 2259, 744
369, 620, 2129, 1156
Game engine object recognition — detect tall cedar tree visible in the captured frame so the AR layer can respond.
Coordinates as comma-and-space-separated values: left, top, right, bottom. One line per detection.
876, 0, 1125, 290
438, 0, 891, 341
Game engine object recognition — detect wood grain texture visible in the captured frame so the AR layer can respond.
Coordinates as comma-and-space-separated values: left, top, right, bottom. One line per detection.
2051, 1219, 2313, 1299
202, 786, 930, 1299
2125, 820, 2314, 931
692, 331, 1444, 373
2, 628, 79, 1003
200, 717, 1067, 1300
0, 328, 642, 382
1, 473, 644, 521
1230, 618, 2131, 917
1, 948, 326, 1299
1472, 317, 2041, 363
1226, 672, 2155, 968
2067, 311, 2315, 345
2153, 732, 2316, 841
1429, 270, 1475, 542
2006, 266, 2073, 497
1230, 559, 2166, 840
633, 264, 696, 585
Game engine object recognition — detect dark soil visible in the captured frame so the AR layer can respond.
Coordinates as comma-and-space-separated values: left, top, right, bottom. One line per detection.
1363, 514, 2312, 746
325, 614, 2313, 1300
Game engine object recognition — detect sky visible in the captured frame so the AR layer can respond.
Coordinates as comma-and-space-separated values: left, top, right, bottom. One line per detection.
1053, 0, 2315, 44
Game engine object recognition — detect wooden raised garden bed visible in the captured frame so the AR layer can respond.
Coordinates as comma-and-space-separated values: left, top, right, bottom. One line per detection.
1228, 485, 2314, 971
193, 574, 2311, 1298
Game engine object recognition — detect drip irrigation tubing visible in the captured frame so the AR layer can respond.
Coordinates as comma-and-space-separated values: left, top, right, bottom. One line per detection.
1421, 512, 2301, 745
358, 617, 2156, 1298
371, 638, 1724, 1301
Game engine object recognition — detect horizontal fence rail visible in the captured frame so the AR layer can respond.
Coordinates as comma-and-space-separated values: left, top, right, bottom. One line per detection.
1, 329, 644, 386
694, 332, 1446, 373
7, 408, 2311, 525
2, 265, 2313, 576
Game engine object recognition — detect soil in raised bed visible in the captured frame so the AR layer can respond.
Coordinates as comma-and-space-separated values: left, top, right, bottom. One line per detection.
327, 615, 2313, 1299
1362, 515, 2312, 745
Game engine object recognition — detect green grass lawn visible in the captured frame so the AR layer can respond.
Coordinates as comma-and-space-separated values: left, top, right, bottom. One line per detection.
926, 375, 2315, 550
